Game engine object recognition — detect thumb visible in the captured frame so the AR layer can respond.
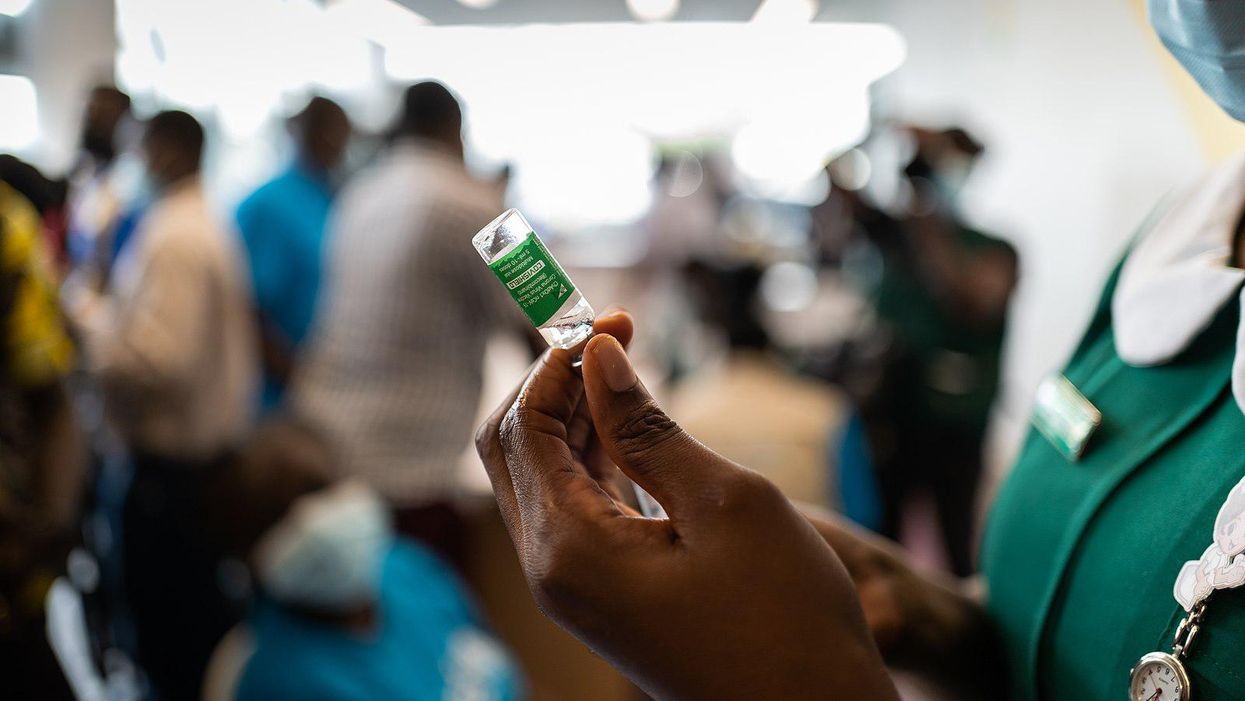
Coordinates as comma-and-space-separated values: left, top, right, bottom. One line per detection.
581, 334, 733, 518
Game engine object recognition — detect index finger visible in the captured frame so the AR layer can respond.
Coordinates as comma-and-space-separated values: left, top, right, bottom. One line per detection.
476, 355, 540, 546
478, 310, 636, 546
568, 309, 634, 453
500, 354, 623, 535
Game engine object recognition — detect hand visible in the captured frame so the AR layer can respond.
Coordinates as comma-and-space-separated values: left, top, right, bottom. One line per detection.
798, 510, 912, 652
476, 311, 898, 701
800, 508, 1008, 700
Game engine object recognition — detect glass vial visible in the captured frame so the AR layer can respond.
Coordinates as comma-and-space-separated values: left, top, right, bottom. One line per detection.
473, 209, 595, 350
474, 210, 666, 520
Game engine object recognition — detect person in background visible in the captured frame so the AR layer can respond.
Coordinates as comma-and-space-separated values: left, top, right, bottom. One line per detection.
638, 152, 735, 383
235, 96, 350, 411
68, 110, 258, 700
0, 177, 84, 700
64, 85, 133, 272
806, 154, 907, 532
292, 82, 535, 570
857, 127, 1017, 576
491, 162, 513, 204
203, 420, 521, 701
665, 260, 845, 508
641, 152, 731, 274
809, 150, 905, 270
0, 154, 69, 256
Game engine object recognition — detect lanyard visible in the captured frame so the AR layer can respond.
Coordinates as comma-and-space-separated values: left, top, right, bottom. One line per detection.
1129, 475, 1245, 701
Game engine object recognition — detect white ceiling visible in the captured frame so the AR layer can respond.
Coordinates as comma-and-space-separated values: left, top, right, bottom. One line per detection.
392, 0, 883, 26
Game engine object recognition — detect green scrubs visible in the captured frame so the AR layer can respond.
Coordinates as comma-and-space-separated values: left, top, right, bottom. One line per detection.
982, 260, 1245, 700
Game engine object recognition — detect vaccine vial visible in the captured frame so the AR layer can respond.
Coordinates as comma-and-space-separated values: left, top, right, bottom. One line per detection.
475, 209, 667, 520
473, 209, 595, 350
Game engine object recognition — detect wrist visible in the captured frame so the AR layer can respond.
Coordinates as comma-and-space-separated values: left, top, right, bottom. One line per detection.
888, 575, 1008, 700
647, 640, 899, 701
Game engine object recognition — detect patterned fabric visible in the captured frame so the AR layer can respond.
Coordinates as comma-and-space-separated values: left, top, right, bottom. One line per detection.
0, 180, 74, 521
293, 142, 512, 506
0, 182, 75, 639
0, 182, 74, 386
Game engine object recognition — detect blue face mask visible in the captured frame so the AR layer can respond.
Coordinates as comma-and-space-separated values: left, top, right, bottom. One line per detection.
1149, 0, 1245, 122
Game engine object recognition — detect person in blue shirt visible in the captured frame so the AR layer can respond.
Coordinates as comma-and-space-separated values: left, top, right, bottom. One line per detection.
235, 97, 350, 410
208, 420, 523, 701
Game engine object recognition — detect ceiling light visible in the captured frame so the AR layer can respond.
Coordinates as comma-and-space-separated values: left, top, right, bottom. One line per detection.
324, 0, 429, 48
627, 0, 679, 22
752, 0, 818, 24
0, 75, 38, 150
0, 0, 33, 18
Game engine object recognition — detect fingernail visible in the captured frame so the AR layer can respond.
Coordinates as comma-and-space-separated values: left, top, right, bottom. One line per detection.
591, 335, 637, 392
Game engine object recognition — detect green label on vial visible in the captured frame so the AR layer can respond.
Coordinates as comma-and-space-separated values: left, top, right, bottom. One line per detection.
488, 232, 575, 326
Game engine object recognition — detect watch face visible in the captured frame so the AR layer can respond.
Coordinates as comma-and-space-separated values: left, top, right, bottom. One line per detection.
1129, 652, 1190, 701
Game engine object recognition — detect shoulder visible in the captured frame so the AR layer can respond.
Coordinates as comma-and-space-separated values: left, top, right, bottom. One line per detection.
238, 607, 357, 701
0, 185, 41, 268
394, 147, 499, 220
142, 200, 236, 271
334, 157, 415, 220
422, 181, 502, 246
434, 168, 500, 217
383, 540, 476, 617
235, 176, 287, 221
961, 226, 1017, 259
145, 184, 215, 232
238, 653, 353, 701
386, 539, 466, 590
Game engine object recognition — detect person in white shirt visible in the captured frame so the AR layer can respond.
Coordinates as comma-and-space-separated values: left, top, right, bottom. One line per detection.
80, 110, 257, 460
71, 110, 258, 700
65, 85, 133, 271
293, 82, 534, 568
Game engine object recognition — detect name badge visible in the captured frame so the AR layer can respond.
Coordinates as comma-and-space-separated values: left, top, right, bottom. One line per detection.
1032, 374, 1101, 462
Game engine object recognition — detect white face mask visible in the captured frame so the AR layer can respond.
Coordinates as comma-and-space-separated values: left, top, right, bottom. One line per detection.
252, 480, 392, 611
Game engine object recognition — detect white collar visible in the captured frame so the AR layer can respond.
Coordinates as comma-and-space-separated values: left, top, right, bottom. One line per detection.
1112, 153, 1245, 415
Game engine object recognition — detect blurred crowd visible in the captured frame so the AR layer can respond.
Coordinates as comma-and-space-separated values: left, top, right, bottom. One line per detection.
0, 78, 1016, 700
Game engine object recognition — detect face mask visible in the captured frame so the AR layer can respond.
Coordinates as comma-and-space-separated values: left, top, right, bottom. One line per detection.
131, 171, 159, 205
936, 155, 972, 200
105, 153, 150, 205
252, 480, 393, 611
1149, 0, 1245, 121
81, 129, 115, 164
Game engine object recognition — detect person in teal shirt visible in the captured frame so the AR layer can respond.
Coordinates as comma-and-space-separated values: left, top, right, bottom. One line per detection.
239, 539, 521, 701
208, 421, 523, 701
236, 97, 350, 410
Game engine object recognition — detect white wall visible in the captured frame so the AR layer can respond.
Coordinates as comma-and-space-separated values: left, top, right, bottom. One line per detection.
17, 0, 117, 174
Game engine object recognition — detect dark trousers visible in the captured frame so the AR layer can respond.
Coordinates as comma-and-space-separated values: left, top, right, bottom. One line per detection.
122, 454, 239, 701
875, 427, 985, 577
0, 612, 76, 701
